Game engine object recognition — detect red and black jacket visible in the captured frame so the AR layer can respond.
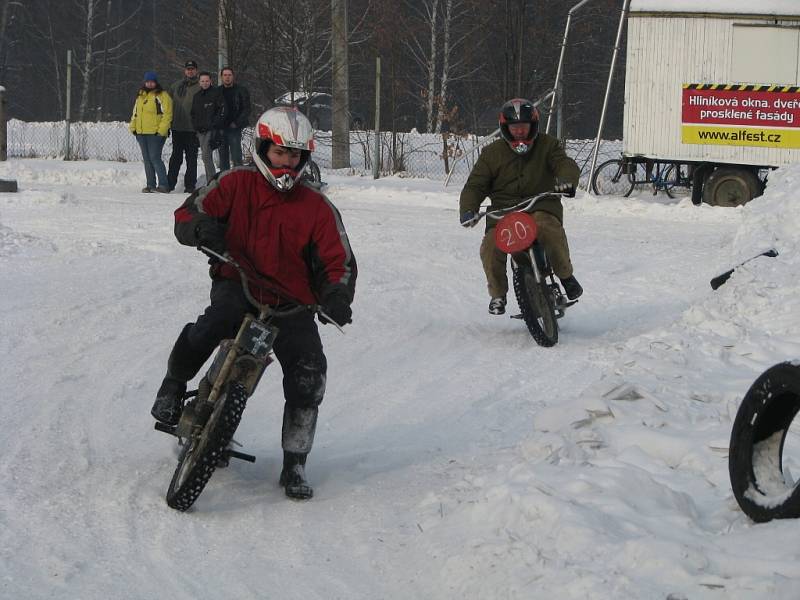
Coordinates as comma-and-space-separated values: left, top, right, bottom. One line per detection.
174, 167, 356, 306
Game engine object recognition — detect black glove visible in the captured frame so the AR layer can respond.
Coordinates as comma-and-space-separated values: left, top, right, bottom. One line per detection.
320, 293, 352, 326
195, 220, 227, 254
554, 180, 576, 198
460, 211, 476, 228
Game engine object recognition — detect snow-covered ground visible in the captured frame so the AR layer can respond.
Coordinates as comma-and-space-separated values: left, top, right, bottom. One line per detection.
1, 158, 799, 599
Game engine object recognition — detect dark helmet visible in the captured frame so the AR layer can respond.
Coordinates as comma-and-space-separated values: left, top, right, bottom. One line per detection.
499, 98, 539, 155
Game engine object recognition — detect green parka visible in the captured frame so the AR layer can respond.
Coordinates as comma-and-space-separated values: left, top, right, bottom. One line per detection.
459, 133, 579, 229
169, 77, 200, 132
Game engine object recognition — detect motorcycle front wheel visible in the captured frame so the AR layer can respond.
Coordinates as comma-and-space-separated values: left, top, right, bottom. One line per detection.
166, 381, 249, 511
512, 262, 559, 347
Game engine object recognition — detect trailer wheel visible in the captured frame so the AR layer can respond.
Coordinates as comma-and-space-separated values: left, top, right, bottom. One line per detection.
703, 167, 761, 207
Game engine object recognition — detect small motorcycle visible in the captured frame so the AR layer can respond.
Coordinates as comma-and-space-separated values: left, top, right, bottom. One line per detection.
154, 248, 340, 511
465, 192, 577, 347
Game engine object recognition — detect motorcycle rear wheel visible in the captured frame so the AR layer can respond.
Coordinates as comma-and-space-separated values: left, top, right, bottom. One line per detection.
513, 262, 559, 347
166, 381, 248, 511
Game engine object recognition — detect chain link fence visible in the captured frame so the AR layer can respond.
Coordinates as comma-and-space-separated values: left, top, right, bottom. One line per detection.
7, 119, 621, 188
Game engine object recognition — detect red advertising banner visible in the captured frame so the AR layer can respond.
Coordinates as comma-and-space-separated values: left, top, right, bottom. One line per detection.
682, 85, 800, 128
682, 84, 800, 148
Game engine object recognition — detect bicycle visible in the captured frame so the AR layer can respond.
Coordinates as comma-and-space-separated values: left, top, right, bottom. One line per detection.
463, 192, 576, 347
154, 248, 341, 511
592, 157, 691, 198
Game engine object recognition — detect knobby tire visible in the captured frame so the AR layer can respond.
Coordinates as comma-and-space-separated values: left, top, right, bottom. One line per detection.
166, 381, 249, 511
513, 263, 559, 347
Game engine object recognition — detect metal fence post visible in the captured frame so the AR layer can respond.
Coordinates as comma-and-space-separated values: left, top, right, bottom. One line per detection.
64, 49, 72, 160
0, 85, 7, 161
372, 56, 381, 179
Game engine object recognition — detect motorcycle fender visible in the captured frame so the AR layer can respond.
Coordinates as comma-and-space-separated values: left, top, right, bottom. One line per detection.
230, 354, 272, 396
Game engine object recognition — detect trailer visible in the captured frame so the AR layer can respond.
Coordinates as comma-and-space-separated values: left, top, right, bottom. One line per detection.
620, 0, 800, 205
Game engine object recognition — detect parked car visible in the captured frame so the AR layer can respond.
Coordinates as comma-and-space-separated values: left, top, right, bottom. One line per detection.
274, 92, 365, 131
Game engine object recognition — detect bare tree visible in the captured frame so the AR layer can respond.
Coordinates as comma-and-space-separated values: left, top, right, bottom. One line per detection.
72, 0, 140, 120
0, 0, 23, 81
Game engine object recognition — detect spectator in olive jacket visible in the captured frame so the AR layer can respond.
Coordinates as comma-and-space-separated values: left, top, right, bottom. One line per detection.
459, 98, 582, 316
167, 60, 201, 193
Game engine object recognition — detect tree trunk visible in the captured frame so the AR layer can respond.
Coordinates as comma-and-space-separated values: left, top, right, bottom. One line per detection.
424, 0, 439, 133
78, 0, 96, 121
435, 0, 452, 133
331, 0, 350, 168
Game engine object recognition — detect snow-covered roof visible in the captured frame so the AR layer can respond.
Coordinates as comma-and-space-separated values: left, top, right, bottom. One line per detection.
630, 0, 800, 16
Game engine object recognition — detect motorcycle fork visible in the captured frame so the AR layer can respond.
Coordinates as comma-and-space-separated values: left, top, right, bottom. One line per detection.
206, 314, 259, 405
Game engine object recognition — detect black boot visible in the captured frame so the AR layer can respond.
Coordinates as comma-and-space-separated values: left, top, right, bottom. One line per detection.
561, 275, 583, 300
151, 377, 187, 425
279, 451, 313, 500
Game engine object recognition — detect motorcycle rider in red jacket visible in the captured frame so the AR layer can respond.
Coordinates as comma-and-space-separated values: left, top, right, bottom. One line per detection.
152, 106, 357, 500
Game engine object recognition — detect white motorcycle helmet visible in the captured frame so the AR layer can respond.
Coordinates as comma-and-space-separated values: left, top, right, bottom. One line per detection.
252, 106, 315, 191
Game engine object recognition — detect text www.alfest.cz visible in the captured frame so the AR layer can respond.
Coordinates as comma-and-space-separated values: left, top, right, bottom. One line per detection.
681, 85, 800, 149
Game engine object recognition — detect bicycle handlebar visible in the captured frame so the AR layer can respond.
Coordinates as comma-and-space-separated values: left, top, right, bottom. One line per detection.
462, 191, 567, 228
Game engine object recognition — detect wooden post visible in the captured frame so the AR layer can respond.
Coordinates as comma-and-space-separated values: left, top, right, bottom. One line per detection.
64, 50, 73, 160
372, 57, 381, 179
0, 85, 6, 161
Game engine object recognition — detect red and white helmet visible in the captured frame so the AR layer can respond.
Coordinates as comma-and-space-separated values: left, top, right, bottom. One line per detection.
253, 106, 315, 191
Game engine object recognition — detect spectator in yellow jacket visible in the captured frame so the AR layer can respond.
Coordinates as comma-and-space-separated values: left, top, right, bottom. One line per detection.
129, 71, 173, 193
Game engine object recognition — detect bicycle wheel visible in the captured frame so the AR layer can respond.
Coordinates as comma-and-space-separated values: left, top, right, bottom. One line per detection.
512, 262, 558, 347
662, 164, 691, 199
166, 380, 249, 511
591, 159, 634, 197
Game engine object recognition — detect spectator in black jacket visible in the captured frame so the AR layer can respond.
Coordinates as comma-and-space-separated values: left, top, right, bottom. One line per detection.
218, 67, 251, 170
191, 72, 226, 185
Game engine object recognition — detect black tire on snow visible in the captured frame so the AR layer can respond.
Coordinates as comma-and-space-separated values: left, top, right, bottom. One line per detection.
166, 381, 249, 511
513, 262, 558, 347
729, 362, 800, 522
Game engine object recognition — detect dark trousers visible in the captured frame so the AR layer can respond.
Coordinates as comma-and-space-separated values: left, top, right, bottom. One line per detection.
166, 278, 327, 452
167, 130, 199, 191
218, 127, 243, 171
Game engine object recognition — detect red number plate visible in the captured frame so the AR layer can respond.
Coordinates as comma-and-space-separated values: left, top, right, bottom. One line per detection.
494, 212, 537, 254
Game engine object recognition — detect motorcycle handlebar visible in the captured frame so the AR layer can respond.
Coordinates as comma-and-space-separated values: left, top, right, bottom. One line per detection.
463, 191, 567, 228
198, 246, 317, 319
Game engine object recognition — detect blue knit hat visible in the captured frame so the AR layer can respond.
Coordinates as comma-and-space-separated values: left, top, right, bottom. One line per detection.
143, 71, 158, 83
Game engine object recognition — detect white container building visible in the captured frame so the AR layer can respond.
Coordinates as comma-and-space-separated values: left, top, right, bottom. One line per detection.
621, 0, 800, 204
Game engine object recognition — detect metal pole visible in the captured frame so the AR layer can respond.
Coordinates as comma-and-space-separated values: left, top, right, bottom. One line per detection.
546, 0, 594, 134
0, 85, 6, 161
556, 79, 564, 141
588, 0, 629, 192
64, 49, 72, 160
372, 56, 381, 179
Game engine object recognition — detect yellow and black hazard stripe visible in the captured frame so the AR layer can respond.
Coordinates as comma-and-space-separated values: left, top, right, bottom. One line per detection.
683, 83, 800, 93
